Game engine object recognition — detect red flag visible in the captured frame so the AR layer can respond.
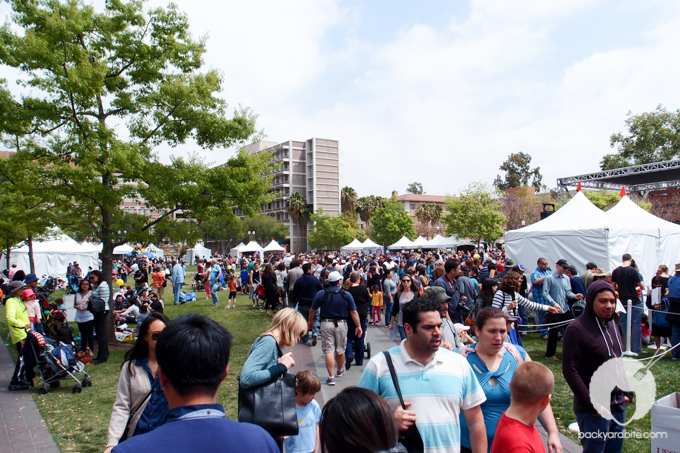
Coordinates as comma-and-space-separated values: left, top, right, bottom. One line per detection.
619, 186, 626, 197
576, 181, 582, 192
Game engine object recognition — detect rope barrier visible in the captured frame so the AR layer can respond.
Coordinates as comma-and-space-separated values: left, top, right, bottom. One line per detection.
631, 342, 680, 362
516, 319, 574, 328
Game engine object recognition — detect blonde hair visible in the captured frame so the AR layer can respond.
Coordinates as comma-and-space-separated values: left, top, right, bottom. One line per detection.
343, 271, 361, 290
265, 308, 307, 347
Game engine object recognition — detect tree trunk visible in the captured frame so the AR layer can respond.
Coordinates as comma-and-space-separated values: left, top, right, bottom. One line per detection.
5, 236, 11, 269
27, 232, 35, 274
101, 172, 117, 344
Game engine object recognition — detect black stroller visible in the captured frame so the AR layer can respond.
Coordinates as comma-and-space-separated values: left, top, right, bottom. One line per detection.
22, 331, 92, 394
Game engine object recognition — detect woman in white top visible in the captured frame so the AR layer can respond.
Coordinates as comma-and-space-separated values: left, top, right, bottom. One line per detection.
75, 279, 95, 352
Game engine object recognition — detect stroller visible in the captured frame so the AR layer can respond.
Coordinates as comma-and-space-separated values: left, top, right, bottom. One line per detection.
67, 275, 80, 294
22, 331, 92, 394
192, 272, 205, 292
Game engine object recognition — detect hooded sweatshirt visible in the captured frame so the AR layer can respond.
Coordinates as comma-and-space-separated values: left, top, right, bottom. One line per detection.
562, 280, 634, 414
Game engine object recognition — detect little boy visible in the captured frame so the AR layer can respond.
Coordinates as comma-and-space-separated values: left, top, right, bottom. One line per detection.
491, 361, 554, 453
226, 276, 238, 309
284, 370, 322, 453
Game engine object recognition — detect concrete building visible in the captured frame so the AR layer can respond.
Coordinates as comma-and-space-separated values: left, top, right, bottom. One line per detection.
392, 190, 447, 220
236, 138, 341, 252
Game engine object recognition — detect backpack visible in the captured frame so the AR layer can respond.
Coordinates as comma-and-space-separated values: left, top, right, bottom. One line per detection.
320, 288, 351, 310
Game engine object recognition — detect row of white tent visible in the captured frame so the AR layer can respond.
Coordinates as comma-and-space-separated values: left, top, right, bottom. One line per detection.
230, 240, 287, 256
385, 234, 475, 251
505, 193, 680, 283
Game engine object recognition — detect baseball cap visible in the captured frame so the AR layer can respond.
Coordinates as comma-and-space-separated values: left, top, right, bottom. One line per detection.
327, 271, 343, 283
556, 259, 571, 267
453, 323, 470, 335
422, 286, 452, 303
586, 262, 597, 270
514, 264, 527, 272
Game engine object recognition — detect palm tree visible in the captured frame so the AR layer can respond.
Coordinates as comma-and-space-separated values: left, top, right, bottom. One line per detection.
356, 195, 384, 228
286, 192, 309, 252
341, 186, 358, 213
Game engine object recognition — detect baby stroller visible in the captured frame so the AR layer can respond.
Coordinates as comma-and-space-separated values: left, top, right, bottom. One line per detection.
24, 331, 92, 394
67, 275, 80, 294
192, 272, 205, 292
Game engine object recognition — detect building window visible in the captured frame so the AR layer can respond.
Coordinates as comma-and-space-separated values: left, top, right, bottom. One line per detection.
410, 203, 416, 210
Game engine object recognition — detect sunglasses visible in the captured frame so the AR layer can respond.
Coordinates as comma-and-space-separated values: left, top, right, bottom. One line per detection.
402, 279, 411, 282
151, 332, 162, 341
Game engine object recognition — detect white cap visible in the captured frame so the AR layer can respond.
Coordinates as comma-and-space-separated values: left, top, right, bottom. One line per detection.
327, 271, 343, 283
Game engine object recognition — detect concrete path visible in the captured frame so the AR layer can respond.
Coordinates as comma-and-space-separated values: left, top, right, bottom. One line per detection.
290, 321, 583, 453
0, 343, 60, 453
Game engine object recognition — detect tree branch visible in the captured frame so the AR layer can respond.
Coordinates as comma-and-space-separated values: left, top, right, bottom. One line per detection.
142, 102, 182, 144
140, 207, 180, 232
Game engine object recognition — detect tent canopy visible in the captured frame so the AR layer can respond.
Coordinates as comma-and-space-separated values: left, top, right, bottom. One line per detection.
185, 244, 212, 263
240, 240, 264, 254
361, 237, 382, 251
407, 236, 430, 249
263, 240, 286, 253
230, 242, 246, 257
146, 243, 164, 258
388, 235, 414, 250
341, 238, 365, 251
1, 232, 99, 277
113, 244, 134, 255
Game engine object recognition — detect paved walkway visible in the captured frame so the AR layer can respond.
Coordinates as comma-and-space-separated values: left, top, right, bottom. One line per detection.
290, 321, 583, 453
0, 343, 60, 453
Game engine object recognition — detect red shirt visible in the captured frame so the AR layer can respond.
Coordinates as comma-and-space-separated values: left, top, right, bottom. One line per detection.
228, 280, 238, 292
490, 412, 545, 453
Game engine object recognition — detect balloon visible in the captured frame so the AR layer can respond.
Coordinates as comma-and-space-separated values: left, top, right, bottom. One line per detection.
116, 279, 125, 287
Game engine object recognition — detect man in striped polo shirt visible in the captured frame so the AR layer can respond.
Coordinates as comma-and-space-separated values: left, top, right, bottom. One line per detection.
359, 298, 487, 453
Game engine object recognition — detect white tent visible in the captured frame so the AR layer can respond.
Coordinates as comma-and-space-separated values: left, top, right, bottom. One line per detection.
263, 240, 286, 254
113, 244, 134, 255
1, 233, 99, 277
425, 234, 445, 248
437, 235, 460, 249
361, 238, 382, 252
239, 240, 264, 255
505, 192, 611, 276
406, 235, 430, 250
185, 244, 212, 264
605, 196, 680, 282
230, 242, 246, 257
146, 243, 164, 258
388, 235, 414, 250
341, 238, 365, 252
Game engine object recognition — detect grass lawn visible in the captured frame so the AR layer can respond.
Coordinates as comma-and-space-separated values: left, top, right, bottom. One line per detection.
1, 269, 677, 452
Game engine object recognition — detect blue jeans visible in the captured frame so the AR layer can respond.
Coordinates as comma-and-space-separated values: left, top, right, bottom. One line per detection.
517, 305, 528, 332
173, 282, 183, 304
384, 299, 393, 327
297, 305, 320, 343
619, 301, 642, 353
346, 318, 368, 365
211, 282, 221, 305
576, 410, 626, 453
671, 318, 680, 359
537, 310, 548, 337
398, 325, 406, 341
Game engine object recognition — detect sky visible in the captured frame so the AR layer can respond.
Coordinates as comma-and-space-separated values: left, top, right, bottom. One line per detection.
4, 0, 680, 198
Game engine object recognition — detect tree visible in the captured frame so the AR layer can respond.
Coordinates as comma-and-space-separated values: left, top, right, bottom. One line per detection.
601, 105, 680, 170
200, 213, 243, 254
583, 191, 651, 212
493, 152, 545, 192
153, 218, 202, 257
370, 198, 417, 247
308, 209, 356, 251
0, 0, 274, 341
406, 182, 425, 194
415, 203, 442, 226
501, 187, 542, 230
355, 195, 384, 228
240, 215, 289, 245
443, 182, 506, 243
340, 186, 358, 213
285, 192, 311, 251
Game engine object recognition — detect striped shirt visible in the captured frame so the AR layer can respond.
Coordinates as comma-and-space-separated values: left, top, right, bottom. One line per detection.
358, 341, 486, 453
492, 290, 552, 313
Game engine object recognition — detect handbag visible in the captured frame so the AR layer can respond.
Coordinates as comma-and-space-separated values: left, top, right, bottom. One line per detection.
238, 373, 299, 438
256, 283, 266, 299
119, 381, 156, 443
383, 351, 424, 453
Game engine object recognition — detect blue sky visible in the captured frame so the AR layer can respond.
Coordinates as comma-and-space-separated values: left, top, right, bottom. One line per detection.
4, 0, 680, 198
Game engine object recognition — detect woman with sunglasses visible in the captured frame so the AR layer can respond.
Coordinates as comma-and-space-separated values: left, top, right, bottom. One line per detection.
388, 274, 419, 340
104, 313, 171, 453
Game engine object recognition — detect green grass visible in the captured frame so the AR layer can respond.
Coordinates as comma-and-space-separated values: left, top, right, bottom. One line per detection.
2, 271, 677, 452
1, 268, 270, 453
523, 335, 678, 453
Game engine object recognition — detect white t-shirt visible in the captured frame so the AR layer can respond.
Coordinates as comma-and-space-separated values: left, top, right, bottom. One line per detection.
75, 291, 94, 323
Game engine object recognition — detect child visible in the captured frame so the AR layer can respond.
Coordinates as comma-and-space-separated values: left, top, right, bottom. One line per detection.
641, 313, 651, 346
22, 288, 43, 333
226, 275, 238, 309
491, 362, 554, 453
369, 284, 383, 325
284, 370, 322, 453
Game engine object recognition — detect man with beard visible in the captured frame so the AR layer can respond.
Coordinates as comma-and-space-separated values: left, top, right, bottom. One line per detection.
359, 297, 487, 453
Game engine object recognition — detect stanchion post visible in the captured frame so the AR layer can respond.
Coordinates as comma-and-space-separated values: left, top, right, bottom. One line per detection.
623, 299, 635, 356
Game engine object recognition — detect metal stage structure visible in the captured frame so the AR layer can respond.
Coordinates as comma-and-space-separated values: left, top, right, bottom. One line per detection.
556, 159, 680, 205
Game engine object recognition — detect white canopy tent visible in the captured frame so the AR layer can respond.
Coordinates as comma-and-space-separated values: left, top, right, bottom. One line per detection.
146, 243, 164, 258
388, 235, 414, 250
113, 244, 134, 255
230, 242, 246, 257
1, 233, 99, 277
239, 240, 264, 255
263, 240, 286, 254
185, 244, 212, 264
341, 238, 365, 252
425, 234, 445, 248
361, 238, 382, 252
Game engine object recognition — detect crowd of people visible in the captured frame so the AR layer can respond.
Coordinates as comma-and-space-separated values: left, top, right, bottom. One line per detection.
3, 246, 679, 453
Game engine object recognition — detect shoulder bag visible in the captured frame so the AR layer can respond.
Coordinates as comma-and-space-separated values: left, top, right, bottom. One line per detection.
237, 337, 299, 439
383, 351, 424, 453
119, 380, 156, 444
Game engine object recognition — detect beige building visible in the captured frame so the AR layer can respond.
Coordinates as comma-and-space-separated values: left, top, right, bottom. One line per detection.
393, 190, 447, 220
237, 138, 341, 252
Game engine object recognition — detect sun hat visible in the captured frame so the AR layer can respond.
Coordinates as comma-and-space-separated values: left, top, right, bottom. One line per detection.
7, 281, 26, 294
591, 268, 607, 277
22, 288, 36, 299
